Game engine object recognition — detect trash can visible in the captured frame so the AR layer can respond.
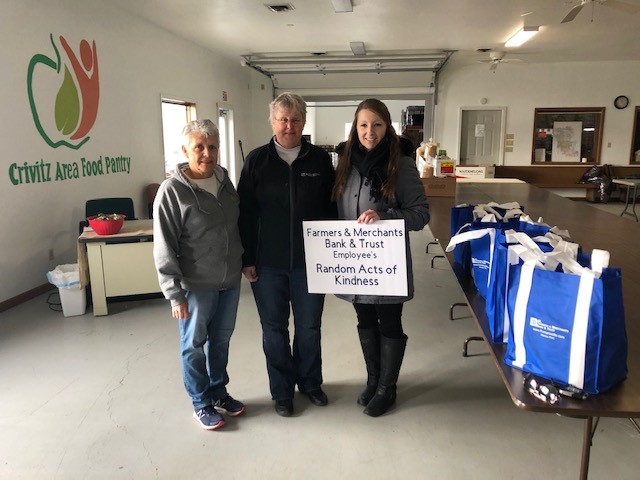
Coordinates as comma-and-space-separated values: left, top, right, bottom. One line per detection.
46, 263, 86, 317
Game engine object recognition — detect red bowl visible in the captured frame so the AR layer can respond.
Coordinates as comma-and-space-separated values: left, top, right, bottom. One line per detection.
87, 214, 126, 235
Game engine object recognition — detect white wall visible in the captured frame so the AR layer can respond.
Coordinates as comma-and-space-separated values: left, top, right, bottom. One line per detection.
435, 59, 640, 166
309, 99, 427, 147
247, 70, 275, 153
0, 0, 253, 302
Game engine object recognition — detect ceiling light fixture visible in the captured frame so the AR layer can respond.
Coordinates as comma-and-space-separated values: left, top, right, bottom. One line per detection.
350, 41, 366, 56
331, 0, 353, 13
504, 26, 539, 47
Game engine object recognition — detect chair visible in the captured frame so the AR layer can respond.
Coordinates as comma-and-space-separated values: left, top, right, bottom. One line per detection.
79, 197, 137, 234
145, 183, 161, 218
85, 197, 136, 219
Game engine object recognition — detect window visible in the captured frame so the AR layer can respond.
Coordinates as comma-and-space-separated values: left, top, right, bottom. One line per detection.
531, 107, 605, 164
161, 98, 196, 177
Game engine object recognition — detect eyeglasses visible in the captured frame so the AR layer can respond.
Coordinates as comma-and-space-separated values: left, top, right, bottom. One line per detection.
524, 374, 559, 404
274, 117, 302, 126
524, 374, 589, 403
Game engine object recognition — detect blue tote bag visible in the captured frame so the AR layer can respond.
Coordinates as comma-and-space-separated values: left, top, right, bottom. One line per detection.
484, 227, 578, 344
449, 202, 523, 276
504, 250, 627, 394
447, 214, 551, 300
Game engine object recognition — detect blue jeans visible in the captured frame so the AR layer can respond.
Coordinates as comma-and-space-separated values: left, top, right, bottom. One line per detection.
251, 267, 325, 400
178, 283, 241, 410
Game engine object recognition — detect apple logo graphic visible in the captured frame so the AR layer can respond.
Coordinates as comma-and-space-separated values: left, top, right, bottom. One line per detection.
27, 33, 99, 149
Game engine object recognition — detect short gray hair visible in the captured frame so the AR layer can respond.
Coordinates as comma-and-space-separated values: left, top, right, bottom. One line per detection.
269, 92, 307, 124
182, 119, 219, 146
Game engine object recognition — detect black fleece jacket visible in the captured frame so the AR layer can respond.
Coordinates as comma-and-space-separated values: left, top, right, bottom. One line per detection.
238, 137, 337, 270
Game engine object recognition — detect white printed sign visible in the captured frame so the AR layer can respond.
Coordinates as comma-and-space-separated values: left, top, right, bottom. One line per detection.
302, 219, 407, 296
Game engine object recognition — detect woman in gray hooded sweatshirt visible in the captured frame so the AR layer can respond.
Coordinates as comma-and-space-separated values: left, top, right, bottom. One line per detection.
153, 119, 245, 431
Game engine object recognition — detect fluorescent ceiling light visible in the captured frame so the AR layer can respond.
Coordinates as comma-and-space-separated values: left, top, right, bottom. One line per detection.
350, 41, 366, 56
504, 26, 539, 47
331, 0, 353, 13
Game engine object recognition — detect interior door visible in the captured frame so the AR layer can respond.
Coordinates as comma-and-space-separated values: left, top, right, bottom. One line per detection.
218, 106, 237, 184
459, 109, 504, 165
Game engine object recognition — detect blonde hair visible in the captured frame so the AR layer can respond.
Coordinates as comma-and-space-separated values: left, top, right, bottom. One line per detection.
269, 92, 307, 125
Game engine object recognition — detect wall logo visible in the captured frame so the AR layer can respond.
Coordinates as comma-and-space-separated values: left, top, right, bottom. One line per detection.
27, 34, 100, 149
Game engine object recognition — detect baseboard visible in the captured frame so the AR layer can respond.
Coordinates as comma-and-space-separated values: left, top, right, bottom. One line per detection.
0, 283, 56, 313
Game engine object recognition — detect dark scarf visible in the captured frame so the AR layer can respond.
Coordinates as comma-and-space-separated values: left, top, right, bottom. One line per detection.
350, 138, 389, 202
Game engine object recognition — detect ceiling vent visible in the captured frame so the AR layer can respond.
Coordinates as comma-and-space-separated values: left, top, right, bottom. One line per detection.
265, 3, 295, 13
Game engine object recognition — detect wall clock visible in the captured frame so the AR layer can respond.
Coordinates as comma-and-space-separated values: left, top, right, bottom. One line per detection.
614, 95, 629, 109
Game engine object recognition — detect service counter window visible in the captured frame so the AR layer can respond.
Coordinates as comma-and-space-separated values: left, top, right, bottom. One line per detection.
531, 107, 605, 165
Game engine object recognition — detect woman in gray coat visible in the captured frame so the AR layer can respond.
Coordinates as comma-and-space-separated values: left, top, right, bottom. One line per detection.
332, 99, 430, 417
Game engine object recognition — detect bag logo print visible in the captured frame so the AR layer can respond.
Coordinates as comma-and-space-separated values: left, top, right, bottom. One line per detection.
530, 317, 569, 340
471, 257, 490, 270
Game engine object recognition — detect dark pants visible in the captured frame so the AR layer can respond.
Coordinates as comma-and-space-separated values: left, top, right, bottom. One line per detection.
353, 303, 405, 338
251, 267, 325, 400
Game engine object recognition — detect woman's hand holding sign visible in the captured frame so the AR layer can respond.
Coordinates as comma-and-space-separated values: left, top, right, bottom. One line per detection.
357, 209, 380, 224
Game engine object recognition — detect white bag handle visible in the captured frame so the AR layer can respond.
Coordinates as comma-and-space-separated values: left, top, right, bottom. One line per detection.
503, 230, 546, 254
518, 214, 548, 226
473, 202, 523, 222
484, 201, 522, 210
529, 232, 580, 257
590, 249, 610, 273
519, 249, 609, 279
445, 227, 495, 252
474, 205, 502, 220
480, 214, 498, 223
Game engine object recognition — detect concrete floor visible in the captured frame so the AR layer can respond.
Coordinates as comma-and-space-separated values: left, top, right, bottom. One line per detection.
1, 223, 638, 479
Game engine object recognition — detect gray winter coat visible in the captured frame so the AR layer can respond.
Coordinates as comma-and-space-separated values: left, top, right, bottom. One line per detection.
337, 155, 429, 304
153, 163, 243, 307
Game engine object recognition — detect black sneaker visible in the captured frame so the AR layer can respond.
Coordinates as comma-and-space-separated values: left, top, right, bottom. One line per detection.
274, 399, 294, 417
214, 395, 247, 417
303, 389, 329, 406
193, 405, 225, 430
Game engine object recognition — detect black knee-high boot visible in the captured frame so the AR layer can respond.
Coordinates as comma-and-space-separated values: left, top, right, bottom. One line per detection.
357, 326, 380, 406
363, 335, 407, 417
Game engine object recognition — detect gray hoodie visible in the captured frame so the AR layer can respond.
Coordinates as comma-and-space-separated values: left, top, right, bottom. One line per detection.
153, 162, 243, 307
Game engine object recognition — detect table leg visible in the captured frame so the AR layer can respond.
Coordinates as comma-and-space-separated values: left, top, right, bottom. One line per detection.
631, 185, 638, 221
426, 240, 440, 254
431, 255, 445, 268
620, 187, 631, 217
579, 416, 599, 480
450, 302, 468, 321
86, 243, 108, 316
462, 336, 484, 357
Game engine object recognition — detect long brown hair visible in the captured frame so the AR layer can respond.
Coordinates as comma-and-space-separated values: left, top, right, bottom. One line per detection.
332, 99, 400, 201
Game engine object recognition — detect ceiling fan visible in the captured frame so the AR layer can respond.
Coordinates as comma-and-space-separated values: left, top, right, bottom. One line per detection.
478, 51, 524, 72
561, 0, 640, 23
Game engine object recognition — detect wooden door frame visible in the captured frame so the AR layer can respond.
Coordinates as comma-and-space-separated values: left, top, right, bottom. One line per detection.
457, 106, 507, 166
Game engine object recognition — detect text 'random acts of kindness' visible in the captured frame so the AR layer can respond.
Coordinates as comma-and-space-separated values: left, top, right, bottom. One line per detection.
303, 219, 407, 296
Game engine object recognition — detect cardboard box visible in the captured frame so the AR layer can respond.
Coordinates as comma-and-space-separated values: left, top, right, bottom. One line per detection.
454, 165, 495, 179
421, 176, 456, 197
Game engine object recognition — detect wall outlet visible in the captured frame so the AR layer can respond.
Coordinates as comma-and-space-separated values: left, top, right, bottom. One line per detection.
48, 248, 54, 260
